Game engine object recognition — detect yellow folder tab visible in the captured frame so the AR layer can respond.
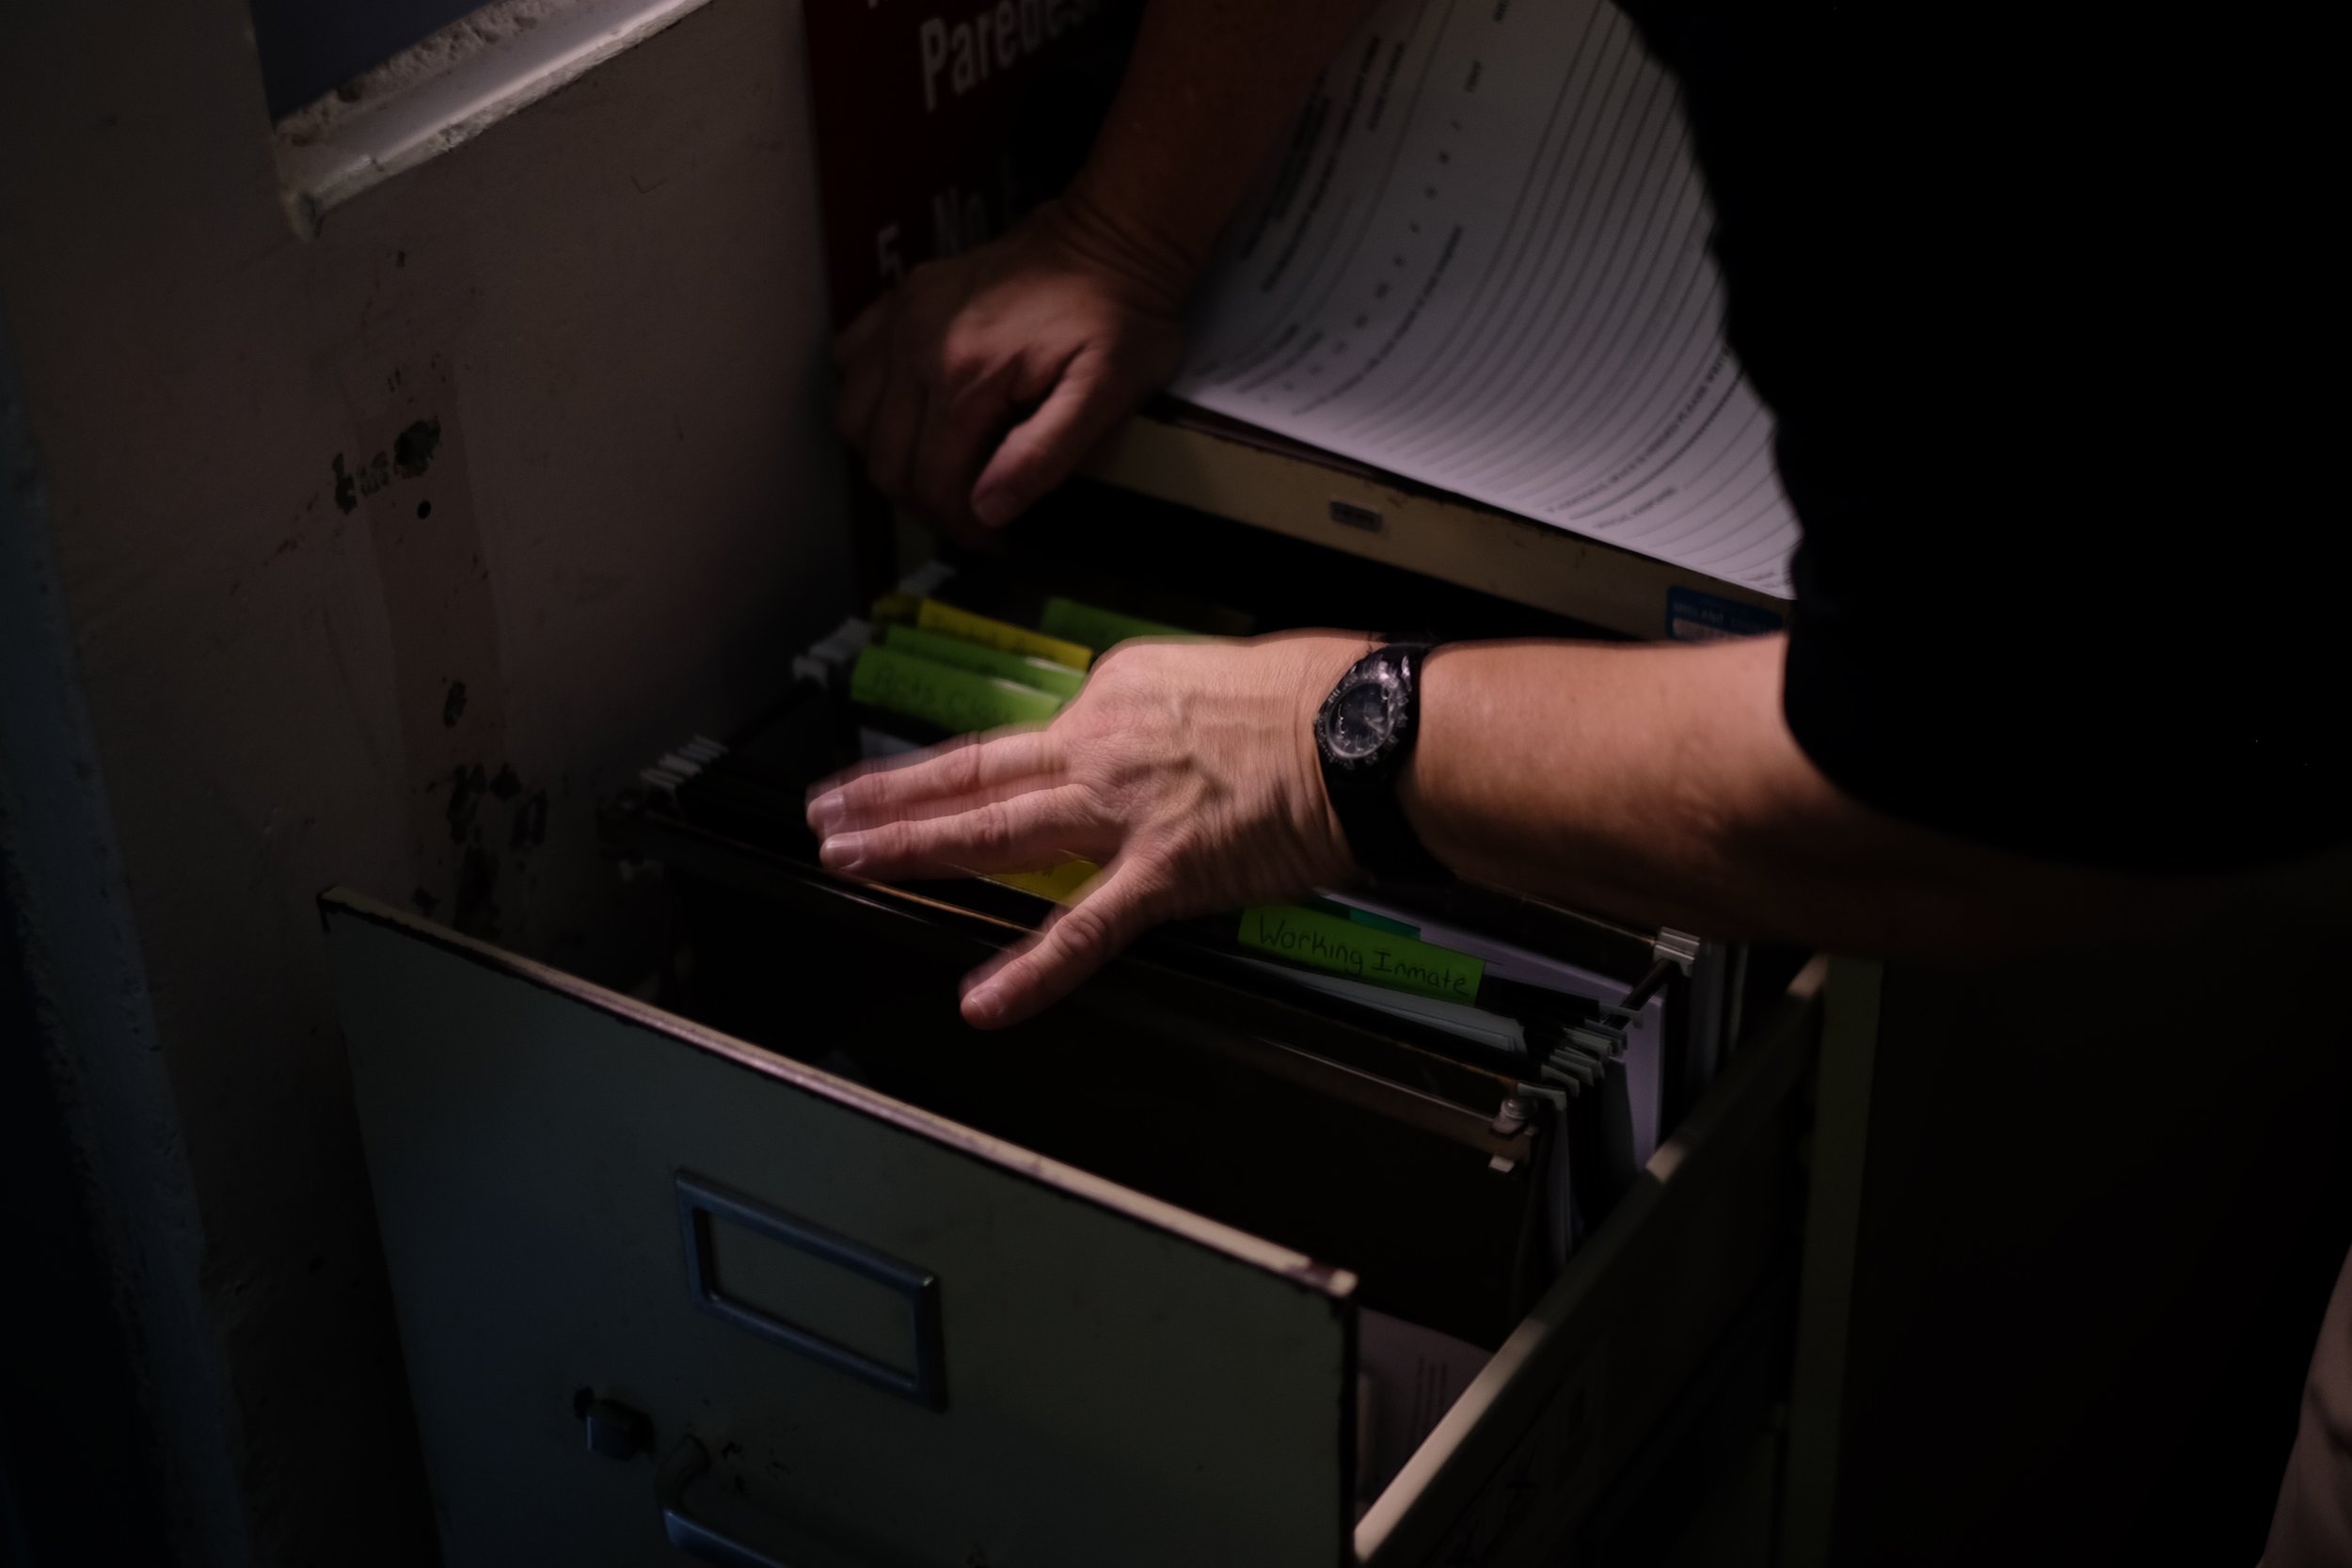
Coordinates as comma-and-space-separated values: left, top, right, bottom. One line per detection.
850, 645, 1064, 736
867, 591, 921, 626
1237, 904, 1485, 1005
986, 859, 1100, 904
882, 624, 1086, 700
915, 600, 1093, 672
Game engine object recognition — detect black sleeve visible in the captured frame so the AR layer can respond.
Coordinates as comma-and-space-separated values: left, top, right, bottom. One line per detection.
1621, 0, 2341, 870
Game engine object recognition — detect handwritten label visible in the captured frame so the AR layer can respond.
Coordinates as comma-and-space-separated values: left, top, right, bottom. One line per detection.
1038, 596, 1190, 652
915, 600, 1092, 671
850, 645, 1063, 735
882, 624, 1084, 700
1238, 905, 1485, 1005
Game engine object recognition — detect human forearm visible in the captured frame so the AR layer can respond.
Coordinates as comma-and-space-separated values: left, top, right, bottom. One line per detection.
834, 0, 1380, 532
1404, 635, 2204, 957
805, 629, 2228, 1028
1057, 0, 1386, 307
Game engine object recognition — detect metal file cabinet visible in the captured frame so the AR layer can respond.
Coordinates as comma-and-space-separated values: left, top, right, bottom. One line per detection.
326, 424, 1825, 1567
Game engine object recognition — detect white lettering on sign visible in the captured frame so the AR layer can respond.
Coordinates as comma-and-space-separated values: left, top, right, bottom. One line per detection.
917, 0, 1104, 114
930, 185, 992, 257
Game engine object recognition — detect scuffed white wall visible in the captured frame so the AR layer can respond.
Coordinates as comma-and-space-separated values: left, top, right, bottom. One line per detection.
0, 0, 851, 1558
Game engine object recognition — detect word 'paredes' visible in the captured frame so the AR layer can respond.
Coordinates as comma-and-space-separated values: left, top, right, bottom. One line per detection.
917, 0, 1105, 111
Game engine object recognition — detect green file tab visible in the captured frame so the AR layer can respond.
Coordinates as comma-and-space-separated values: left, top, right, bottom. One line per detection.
882, 625, 1086, 700
1238, 904, 1485, 1005
850, 645, 1064, 736
1039, 596, 1190, 652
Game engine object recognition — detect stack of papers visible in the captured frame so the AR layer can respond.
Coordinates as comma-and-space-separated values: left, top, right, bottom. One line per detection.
1174, 0, 1797, 596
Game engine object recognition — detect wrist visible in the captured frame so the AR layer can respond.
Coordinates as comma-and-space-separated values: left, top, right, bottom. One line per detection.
1309, 638, 1457, 888
1285, 634, 1376, 885
1397, 644, 1504, 892
1395, 645, 1460, 871
1036, 185, 1201, 319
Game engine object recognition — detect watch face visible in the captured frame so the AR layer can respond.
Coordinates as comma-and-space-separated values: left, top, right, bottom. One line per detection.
1325, 668, 1402, 763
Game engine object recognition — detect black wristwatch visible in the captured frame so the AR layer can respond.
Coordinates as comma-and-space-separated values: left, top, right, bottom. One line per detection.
1314, 643, 1454, 887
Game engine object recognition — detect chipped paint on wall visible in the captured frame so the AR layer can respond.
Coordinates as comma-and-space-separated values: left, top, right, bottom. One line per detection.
272, 0, 724, 233
1, 0, 853, 1555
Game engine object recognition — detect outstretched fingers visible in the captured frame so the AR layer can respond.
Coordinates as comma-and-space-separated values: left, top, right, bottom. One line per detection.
958, 854, 1169, 1028
818, 784, 1106, 882
808, 728, 1062, 835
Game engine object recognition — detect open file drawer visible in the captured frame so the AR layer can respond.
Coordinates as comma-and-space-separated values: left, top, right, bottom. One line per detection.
324, 889, 1817, 1568
326, 474, 1821, 1565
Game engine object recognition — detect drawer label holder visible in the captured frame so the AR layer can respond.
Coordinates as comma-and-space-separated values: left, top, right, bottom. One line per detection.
675, 1172, 948, 1411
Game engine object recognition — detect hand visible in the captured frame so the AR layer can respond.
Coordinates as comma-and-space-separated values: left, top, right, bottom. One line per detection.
803, 633, 1371, 1027
833, 197, 1190, 540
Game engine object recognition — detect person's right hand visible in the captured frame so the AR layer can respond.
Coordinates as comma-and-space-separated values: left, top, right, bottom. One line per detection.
833, 197, 1190, 541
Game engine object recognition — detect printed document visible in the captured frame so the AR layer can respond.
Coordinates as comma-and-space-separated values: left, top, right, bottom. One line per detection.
1171, 0, 1798, 597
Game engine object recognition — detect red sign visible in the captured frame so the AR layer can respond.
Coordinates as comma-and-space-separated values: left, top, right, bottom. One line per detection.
799, 0, 1145, 324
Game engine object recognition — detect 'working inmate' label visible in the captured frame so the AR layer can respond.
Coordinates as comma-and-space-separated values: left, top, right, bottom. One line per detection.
1239, 905, 1484, 1005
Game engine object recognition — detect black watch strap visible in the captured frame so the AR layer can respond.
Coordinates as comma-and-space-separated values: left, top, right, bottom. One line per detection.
1334, 768, 1454, 887
1320, 644, 1455, 888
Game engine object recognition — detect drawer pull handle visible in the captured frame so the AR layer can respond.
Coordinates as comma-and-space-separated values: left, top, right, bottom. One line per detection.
675, 1172, 947, 1410
660, 1438, 791, 1568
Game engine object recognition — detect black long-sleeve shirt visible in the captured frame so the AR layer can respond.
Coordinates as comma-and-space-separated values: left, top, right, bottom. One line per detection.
1620, 1, 2338, 869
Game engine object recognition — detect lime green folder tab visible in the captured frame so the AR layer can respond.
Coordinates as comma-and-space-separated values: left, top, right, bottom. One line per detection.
882, 625, 1086, 700
850, 645, 1064, 736
1039, 596, 1190, 652
1238, 905, 1484, 1005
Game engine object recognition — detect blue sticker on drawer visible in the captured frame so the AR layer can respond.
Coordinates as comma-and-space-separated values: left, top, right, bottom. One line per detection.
1666, 587, 1785, 643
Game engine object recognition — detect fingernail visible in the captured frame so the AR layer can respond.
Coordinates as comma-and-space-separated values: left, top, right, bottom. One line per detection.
818, 832, 864, 873
805, 791, 846, 834
970, 487, 1015, 528
961, 982, 1003, 1025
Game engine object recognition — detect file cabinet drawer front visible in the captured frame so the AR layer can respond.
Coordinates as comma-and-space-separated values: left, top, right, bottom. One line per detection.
326, 894, 1353, 1568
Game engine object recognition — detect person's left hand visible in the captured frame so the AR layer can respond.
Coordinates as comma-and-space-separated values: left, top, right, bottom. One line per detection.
803, 632, 1370, 1028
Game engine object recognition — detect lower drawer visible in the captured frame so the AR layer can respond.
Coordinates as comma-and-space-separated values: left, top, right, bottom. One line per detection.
324, 891, 1819, 1567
